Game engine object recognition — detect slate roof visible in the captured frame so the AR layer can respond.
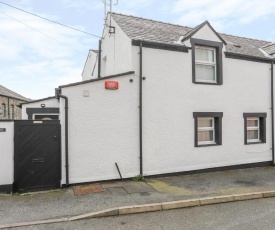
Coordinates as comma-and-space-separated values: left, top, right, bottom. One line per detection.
262, 43, 275, 55
0, 85, 31, 101
111, 12, 274, 59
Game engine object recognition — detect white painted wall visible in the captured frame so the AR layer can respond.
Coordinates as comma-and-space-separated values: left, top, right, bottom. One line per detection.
60, 73, 139, 184
0, 122, 14, 187
132, 44, 272, 176
100, 15, 132, 77
82, 50, 98, 81
57, 21, 273, 184
22, 97, 59, 119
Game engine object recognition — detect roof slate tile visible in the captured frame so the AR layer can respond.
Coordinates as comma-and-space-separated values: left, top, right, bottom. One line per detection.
111, 12, 273, 59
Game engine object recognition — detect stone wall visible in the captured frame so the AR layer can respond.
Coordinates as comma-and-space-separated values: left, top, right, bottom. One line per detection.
0, 96, 25, 120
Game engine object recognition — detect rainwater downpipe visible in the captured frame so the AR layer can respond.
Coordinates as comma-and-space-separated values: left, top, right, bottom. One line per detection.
56, 90, 69, 187
271, 59, 274, 165
98, 39, 102, 78
139, 42, 143, 175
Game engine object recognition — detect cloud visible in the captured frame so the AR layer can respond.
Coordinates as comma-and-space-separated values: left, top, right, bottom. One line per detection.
60, 0, 103, 11
171, 0, 275, 30
0, 7, 98, 99
111, 0, 157, 15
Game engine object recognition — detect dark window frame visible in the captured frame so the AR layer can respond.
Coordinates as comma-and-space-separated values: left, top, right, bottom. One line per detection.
243, 113, 267, 145
191, 38, 223, 85
1, 103, 6, 117
26, 108, 59, 120
193, 112, 223, 147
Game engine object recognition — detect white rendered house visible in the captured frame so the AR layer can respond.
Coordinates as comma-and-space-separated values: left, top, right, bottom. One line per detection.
20, 13, 275, 187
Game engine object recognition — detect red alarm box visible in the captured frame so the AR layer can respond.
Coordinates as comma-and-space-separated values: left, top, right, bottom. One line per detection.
105, 81, 119, 90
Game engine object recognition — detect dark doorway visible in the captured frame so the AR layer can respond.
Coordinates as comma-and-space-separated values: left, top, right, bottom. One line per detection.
14, 120, 61, 193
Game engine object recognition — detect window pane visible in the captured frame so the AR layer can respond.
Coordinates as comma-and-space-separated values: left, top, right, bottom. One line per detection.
198, 118, 213, 128
195, 64, 215, 81
198, 131, 204, 142
247, 119, 258, 127
195, 48, 214, 62
196, 64, 204, 80
247, 130, 259, 140
198, 130, 214, 142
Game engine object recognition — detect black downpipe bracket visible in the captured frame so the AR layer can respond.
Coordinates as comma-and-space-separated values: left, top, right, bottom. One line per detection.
271, 59, 274, 165
55, 88, 69, 187
98, 39, 102, 78
139, 42, 143, 175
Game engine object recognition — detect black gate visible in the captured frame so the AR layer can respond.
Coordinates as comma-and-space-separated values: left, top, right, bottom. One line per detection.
14, 120, 61, 192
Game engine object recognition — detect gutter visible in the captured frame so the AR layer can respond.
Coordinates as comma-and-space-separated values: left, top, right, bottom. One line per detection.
271, 59, 274, 165
55, 88, 69, 186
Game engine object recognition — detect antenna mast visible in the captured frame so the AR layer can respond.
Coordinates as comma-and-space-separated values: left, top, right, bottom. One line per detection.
110, 0, 112, 26
102, 0, 107, 26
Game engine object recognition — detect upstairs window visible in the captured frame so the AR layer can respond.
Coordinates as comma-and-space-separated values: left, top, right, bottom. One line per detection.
195, 46, 216, 83
191, 38, 223, 85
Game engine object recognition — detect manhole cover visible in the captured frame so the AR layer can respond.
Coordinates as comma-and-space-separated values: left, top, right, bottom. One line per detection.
73, 184, 104, 196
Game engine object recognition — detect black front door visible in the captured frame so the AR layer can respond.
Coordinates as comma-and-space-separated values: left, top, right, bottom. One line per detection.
14, 120, 61, 192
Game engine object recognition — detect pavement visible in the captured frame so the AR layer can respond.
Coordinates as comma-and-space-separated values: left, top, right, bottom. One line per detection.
1, 166, 275, 228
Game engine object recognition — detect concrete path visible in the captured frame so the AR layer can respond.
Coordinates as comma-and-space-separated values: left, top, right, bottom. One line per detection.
1, 166, 275, 228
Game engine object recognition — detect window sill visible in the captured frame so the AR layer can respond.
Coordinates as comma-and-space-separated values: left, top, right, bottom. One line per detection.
193, 81, 221, 85
246, 141, 265, 145
196, 143, 221, 147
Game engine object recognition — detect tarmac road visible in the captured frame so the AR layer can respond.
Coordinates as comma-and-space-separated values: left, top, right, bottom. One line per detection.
11, 197, 275, 230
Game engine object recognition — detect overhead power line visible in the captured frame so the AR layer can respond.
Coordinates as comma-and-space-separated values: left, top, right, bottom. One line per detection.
0, 1, 101, 38
0, 11, 80, 50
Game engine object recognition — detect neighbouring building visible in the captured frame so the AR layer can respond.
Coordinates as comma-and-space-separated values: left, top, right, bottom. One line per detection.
0, 85, 31, 120
82, 49, 99, 81
21, 96, 59, 120
9, 12, 275, 191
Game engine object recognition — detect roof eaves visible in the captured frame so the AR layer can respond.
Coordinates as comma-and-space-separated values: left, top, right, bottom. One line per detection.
59, 71, 135, 89
0, 93, 31, 102
224, 51, 273, 63
20, 96, 56, 105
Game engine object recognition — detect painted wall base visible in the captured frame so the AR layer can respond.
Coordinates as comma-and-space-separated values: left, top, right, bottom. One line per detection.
0, 184, 13, 194
147, 161, 272, 178
61, 161, 272, 188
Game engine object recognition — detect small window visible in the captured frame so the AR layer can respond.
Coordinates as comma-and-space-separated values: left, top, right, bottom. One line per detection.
195, 47, 216, 83
247, 118, 260, 143
34, 114, 59, 120
198, 117, 215, 145
243, 113, 266, 144
191, 38, 223, 85
0, 103, 6, 117
193, 112, 223, 147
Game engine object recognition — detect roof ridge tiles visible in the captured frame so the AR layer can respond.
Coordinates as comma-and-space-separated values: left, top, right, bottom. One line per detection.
110, 12, 192, 30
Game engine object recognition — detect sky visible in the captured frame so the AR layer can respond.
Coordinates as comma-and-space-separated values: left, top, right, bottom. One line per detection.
1, 0, 275, 99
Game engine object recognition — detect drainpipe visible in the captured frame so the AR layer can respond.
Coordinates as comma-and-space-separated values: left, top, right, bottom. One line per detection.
98, 39, 102, 78
55, 88, 69, 186
271, 59, 274, 165
139, 42, 143, 175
